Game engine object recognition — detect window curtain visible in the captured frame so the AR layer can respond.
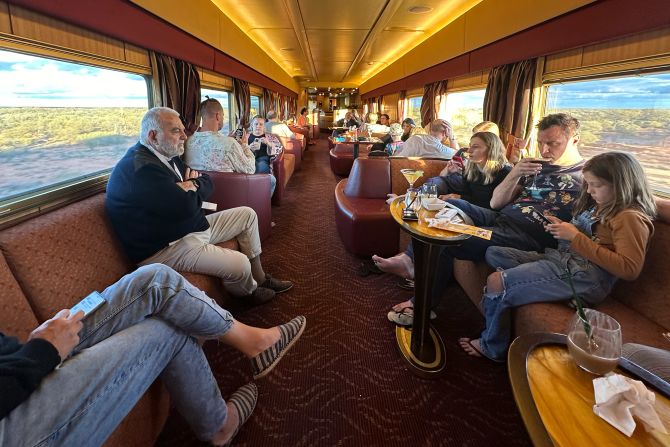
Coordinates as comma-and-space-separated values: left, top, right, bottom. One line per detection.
150, 51, 201, 134
262, 88, 275, 118
398, 90, 406, 122
366, 97, 375, 114
420, 80, 447, 127
288, 96, 297, 119
483, 58, 538, 148
232, 78, 251, 129
376, 96, 383, 115
278, 95, 287, 121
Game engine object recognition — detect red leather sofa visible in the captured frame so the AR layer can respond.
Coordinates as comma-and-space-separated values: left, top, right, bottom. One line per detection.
272, 150, 295, 206
334, 157, 449, 257
329, 143, 371, 177
278, 135, 303, 171
202, 171, 272, 241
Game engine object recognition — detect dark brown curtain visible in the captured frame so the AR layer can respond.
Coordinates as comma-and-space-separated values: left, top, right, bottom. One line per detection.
483, 58, 537, 146
262, 88, 275, 118
376, 96, 383, 115
278, 95, 287, 121
232, 78, 251, 129
398, 90, 406, 121
150, 52, 201, 134
420, 80, 447, 128
288, 97, 297, 118
366, 97, 375, 114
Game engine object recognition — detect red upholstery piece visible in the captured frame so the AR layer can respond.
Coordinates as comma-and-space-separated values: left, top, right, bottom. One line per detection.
272, 151, 295, 206
334, 158, 399, 257
329, 148, 354, 177
289, 125, 310, 147
278, 136, 302, 170
202, 171, 272, 241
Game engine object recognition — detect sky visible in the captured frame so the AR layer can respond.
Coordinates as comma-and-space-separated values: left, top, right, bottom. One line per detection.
0, 50, 148, 107
546, 73, 670, 109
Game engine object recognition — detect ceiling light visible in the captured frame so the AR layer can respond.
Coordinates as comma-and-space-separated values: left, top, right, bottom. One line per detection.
280, 47, 295, 51
294, 68, 302, 71
408, 5, 432, 14
367, 61, 374, 65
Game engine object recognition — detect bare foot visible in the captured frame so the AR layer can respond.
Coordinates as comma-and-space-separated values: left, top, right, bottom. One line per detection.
391, 299, 413, 313
458, 338, 484, 358
210, 401, 239, 446
371, 253, 414, 279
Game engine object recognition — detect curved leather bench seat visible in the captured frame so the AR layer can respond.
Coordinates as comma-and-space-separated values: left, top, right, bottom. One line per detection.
329, 143, 372, 177
278, 136, 303, 171
272, 150, 295, 206
202, 171, 273, 241
334, 157, 399, 257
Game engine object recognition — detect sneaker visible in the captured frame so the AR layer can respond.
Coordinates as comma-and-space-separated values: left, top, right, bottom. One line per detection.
251, 316, 306, 379
247, 286, 275, 306
387, 305, 437, 326
261, 274, 293, 294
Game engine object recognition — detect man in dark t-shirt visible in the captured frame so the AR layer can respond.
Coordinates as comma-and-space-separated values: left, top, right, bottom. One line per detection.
388, 113, 585, 325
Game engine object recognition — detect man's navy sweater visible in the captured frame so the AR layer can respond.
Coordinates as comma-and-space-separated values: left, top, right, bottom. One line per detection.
106, 143, 214, 262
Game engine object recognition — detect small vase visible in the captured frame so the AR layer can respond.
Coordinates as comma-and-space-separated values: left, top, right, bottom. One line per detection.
567, 309, 622, 375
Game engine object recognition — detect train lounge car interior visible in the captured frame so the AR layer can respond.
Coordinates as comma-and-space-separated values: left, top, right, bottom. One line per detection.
1, 0, 670, 445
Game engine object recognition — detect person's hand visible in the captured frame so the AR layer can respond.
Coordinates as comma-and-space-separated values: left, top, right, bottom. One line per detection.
440, 160, 463, 176
184, 167, 200, 180
545, 215, 579, 241
439, 193, 460, 201
176, 181, 197, 192
29, 309, 84, 360
510, 158, 542, 180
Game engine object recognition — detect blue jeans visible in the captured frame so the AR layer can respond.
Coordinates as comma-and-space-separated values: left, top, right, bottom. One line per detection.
424, 174, 464, 196
478, 246, 616, 361
255, 155, 271, 174
429, 199, 546, 309
0, 264, 234, 446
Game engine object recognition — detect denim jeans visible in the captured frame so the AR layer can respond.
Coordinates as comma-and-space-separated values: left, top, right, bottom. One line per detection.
424, 174, 464, 196
0, 264, 234, 446
255, 155, 271, 174
429, 199, 545, 308
478, 246, 616, 361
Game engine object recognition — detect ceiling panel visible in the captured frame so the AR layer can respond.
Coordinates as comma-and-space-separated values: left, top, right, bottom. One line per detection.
384, 0, 481, 31
247, 28, 307, 61
299, 0, 387, 30
212, 0, 291, 31
308, 29, 368, 61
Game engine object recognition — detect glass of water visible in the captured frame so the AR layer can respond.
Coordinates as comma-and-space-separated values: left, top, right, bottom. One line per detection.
421, 183, 438, 199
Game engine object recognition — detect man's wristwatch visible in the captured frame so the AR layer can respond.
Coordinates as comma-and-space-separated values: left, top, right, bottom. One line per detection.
189, 178, 200, 189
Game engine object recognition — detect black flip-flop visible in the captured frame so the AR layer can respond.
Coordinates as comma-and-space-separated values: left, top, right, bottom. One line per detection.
357, 259, 384, 277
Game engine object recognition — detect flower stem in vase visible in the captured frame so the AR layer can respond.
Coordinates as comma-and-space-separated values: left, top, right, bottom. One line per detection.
565, 267, 598, 351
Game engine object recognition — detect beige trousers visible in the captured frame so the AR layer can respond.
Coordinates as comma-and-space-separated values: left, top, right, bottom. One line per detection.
139, 207, 262, 296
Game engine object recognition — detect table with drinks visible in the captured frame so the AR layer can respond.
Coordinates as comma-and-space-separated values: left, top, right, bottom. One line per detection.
388, 168, 473, 377
508, 332, 670, 446
328, 128, 381, 159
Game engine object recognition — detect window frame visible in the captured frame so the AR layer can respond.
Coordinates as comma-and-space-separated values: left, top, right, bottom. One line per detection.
0, 43, 151, 228
405, 95, 423, 124
250, 95, 260, 121
540, 65, 670, 198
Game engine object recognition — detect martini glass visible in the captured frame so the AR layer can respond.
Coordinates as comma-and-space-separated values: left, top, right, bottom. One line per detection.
400, 169, 424, 219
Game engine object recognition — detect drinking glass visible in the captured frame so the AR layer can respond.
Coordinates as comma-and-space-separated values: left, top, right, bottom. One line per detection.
400, 168, 423, 190
567, 309, 622, 375
421, 183, 437, 199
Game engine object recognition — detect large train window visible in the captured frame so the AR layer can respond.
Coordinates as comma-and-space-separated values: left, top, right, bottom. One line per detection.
0, 49, 148, 205
406, 96, 422, 124
250, 95, 260, 121
545, 72, 670, 194
442, 89, 486, 147
201, 88, 231, 134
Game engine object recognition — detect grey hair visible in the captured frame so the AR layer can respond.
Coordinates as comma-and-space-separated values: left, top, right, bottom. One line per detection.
266, 110, 277, 120
140, 107, 179, 146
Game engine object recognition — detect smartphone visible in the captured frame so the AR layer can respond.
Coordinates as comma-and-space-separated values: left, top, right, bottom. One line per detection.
528, 206, 553, 225
70, 291, 106, 318
452, 155, 465, 168
234, 128, 243, 139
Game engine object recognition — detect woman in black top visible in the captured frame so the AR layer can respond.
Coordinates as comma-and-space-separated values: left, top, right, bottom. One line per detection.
439, 131, 511, 209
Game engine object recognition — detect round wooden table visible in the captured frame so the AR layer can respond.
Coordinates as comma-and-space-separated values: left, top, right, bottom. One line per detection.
389, 198, 472, 377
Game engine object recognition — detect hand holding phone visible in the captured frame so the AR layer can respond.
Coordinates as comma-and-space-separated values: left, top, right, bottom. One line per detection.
70, 291, 106, 319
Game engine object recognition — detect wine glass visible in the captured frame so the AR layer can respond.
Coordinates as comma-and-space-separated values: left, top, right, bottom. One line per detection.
567, 309, 622, 375
400, 169, 423, 219
400, 168, 423, 190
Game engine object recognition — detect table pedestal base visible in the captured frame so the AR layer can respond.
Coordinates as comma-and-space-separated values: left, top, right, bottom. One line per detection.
395, 324, 447, 378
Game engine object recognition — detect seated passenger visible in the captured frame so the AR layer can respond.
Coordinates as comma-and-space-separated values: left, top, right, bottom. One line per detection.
378, 113, 390, 126
373, 132, 511, 284
0, 263, 306, 446
249, 115, 281, 194
264, 111, 295, 138
297, 107, 309, 128
460, 152, 656, 361
385, 123, 404, 155
184, 97, 262, 181
387, 113, 585, 325
400, 118, 415, 142
424, 120, 503, 196
106, 107, 291, 306
394, 119, 458, 158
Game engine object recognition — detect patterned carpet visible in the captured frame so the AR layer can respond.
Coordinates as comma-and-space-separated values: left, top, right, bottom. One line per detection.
156, 138, 532, 446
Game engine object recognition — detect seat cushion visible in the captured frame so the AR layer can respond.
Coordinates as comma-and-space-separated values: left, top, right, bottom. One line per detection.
0, 252, 39, 341
0, 194, 134, 322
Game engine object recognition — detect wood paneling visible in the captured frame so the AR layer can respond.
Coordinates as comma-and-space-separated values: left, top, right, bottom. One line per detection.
582, 27, 670, 67
449, 70, 488, 90
544, 48, 583, 74
124, 43, 150, 68
0, 1, 11, 34
9, 5, 126, 62
199, 68, 232, 90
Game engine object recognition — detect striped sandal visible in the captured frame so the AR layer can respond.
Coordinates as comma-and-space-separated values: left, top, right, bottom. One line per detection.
220, 382, 258, 447
251, 315, 306, 379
